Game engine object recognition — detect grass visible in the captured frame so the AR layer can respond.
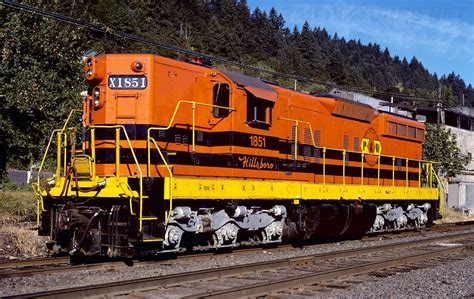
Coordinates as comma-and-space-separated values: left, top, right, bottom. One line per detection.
0, 190, 37, 224
436, 204, 474, 224
0, 189, 47, 257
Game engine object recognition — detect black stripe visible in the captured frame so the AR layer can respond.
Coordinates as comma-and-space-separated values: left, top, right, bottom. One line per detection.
89, 124, 421, 169
94, 148, 419, 180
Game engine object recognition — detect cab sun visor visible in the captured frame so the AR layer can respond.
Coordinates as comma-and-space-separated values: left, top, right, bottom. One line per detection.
218, 69, 277, 102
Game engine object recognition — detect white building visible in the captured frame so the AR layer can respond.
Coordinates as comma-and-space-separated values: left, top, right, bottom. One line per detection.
445, 121, 474, 212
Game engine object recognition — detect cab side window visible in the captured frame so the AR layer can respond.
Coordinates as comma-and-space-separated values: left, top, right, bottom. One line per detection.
212, 83, 230, 118
246, 93, 273, 126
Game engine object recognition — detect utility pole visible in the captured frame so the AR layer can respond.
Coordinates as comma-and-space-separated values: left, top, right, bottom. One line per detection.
437, 83, 442, 124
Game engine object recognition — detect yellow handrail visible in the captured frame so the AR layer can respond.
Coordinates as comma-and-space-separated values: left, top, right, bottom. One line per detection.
146, 100, 235, 226
91, 125, 141, 221
377, 156, 381, 186
37, 129, 62, 188
115, 127, 120, 179
418, 161, 421, 188
147, 100, 235, 173
150, 137, 173, 224
322, 147, 326, 185
429, 163, 433, 188
392, 157, 395, 187
432, 168, 445, 210
406, 158, 409, 187
61, 109, 82, 131
34, 109, 82, 224
342, 149, 346, 185
278, 116, 438, 190
37, 109, 82, 187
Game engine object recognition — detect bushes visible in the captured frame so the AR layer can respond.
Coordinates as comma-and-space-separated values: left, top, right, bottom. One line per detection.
0, 191, 37, 225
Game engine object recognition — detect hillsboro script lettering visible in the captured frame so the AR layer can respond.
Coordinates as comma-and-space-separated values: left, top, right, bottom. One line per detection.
239, 156, 275, 170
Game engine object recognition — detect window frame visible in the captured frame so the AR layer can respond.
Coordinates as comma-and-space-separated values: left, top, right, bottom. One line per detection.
212, 82, 230, 118
246, 93, 273, 128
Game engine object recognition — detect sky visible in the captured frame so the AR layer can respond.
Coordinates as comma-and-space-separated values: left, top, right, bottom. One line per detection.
247, 0, 474, 86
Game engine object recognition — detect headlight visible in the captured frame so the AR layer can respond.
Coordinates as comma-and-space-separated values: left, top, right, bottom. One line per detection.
87, 69, 93, 77
86, 58, 93, 67
93, 87, 101, 107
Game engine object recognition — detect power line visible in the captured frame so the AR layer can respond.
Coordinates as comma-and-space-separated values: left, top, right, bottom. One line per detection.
0, 0, 461, 105
2, 0, 333, 85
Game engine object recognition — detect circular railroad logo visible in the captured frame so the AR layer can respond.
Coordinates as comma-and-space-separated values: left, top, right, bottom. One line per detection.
361, 127, 381, 166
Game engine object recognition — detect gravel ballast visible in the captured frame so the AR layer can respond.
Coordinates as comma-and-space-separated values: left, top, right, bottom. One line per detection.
1, 228, 473, 297
292, 252, 474, 298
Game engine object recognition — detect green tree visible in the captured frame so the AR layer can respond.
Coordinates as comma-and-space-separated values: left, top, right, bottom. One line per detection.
422, 124, 470, 179
2, 0, 474, 179
1, 9, 87, 178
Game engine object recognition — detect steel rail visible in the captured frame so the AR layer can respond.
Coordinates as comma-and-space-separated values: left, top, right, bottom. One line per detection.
194, 244, 471, 299
0, 256, 69, 270
0, 260, 123, 280
12, 230, 474, 298
1, 221, 472, 280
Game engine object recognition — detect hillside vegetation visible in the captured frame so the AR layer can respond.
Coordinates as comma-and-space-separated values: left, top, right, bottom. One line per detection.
1, 0, 473, 177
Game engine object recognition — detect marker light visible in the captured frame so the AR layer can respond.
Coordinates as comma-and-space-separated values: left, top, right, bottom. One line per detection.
131, 61, 144, 72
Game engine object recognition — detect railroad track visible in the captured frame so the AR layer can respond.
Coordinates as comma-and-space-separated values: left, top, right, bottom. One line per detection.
11, 229, 474, 298
1, 220, 472, 280
0, 256, 69, 270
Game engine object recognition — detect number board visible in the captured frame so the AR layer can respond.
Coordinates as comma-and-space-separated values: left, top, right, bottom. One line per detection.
108, 75, 147, 89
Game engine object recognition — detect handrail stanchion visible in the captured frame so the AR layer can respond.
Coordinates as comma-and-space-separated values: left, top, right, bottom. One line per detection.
62, 132, 67, 177
323, 147, 326, 185
429, 163, 433, 188
192, 102, 196, 152
432, 168, 444, 211
392, 157, 395, 187
56, 133, 62, 182
150, 137, 173, 224
91, 128, 96, 180
377, 155, 381, 186
418, 161, 421, 188
405, 158, 409, 187
119, 126, 141, 225
361, 153, 364, 185
343, 150, 346, 185
147, 133, 151, 176
115, 127, 120, 178
426, 162, 429, 187
294, 121, 299, 160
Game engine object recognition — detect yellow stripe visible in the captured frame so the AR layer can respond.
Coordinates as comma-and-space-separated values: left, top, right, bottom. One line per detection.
165, 177, 439, 201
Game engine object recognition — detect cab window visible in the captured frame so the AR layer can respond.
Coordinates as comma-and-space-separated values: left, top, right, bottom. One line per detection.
212, 83, 230, 118
246, 94, 273, 127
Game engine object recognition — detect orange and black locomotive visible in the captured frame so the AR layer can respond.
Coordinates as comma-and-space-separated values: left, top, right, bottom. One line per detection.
33, 54, 442, 257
